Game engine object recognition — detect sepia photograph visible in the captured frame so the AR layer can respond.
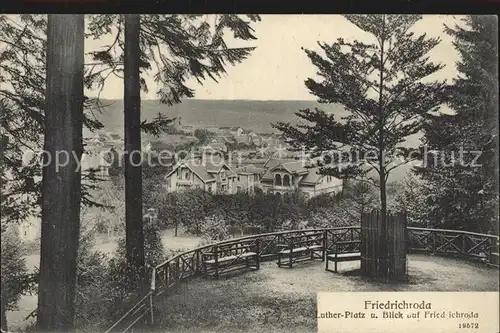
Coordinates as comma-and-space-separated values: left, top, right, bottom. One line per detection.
1, 12, 498, 333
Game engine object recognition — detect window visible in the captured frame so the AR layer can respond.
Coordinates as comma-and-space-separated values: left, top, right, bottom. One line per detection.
275, 174, 282, 186
184, 172, 189, 180
283, 174, 291, 186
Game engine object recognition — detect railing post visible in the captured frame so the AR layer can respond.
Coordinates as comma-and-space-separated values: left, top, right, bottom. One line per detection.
150, 267, 156, 326
213, 245, 219, 279
176, 257, 180, 281
432, 231, 436, 254
256, 238, 261, 270
461, 234, 467, 256
322, 230, 327, 261
489, 237, 496, 265
196, 249, 201, 276
166, 263, 170, 288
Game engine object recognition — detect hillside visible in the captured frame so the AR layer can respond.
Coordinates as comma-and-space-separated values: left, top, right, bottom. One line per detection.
85, 99, 349, 137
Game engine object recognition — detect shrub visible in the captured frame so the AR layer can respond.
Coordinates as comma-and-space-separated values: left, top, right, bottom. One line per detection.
1, 226, 28, 313
143, 215, 166, 267
197, 212, 231, 246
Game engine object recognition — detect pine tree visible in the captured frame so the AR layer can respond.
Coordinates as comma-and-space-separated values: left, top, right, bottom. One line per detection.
36, 14, 85, 331
274, 15, 449, 273
416, 15, 498, 233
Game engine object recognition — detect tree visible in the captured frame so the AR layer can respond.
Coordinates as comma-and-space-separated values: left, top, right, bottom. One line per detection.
36, 14, 85, 331
123, 14, 145, 269
415, 15, 498, 233
194, 128, 215, 145
275, 15, 449, 273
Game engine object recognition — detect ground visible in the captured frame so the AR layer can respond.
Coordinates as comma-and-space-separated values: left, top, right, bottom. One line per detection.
153, 255, 499, 333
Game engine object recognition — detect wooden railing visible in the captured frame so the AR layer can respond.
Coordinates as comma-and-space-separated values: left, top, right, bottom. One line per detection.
106, 226, 499, 332
407, 227, 499, 264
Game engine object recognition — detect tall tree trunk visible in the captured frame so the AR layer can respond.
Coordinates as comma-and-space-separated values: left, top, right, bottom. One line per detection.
378, 15, 388, 279
37, 14, 84, 332
1, 296, 7, 331
124, 14, 145, 268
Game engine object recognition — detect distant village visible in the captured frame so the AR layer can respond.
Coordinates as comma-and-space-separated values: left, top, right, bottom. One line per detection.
82, 117, 343, 200
15, 119, 343, 243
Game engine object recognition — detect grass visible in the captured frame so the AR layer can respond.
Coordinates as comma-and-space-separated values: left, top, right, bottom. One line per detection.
152, 254, 499, 333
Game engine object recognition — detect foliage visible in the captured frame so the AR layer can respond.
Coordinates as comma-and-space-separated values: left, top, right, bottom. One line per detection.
86, 14, 260, 105
198, 211, 231, 245
387, 176, 430, 227
73, 223, 110, 329
274, 15, 450, 218
415, 15, 498, 233
1, 227, 28, 312
0, 15, 110, 223
342, 179, 379, 220
194, 128, 216, 145
156, 188, 360, 235
143, 213, 166, 266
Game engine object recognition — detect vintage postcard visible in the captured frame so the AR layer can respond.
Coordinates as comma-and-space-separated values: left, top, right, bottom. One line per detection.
1, 13, 498, 333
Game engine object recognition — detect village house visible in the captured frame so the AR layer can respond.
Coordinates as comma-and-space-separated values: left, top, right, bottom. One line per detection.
164, 157, 237, 194
229, 126, 245, 137
260, 159, 343, 199
233, 164, 266, 194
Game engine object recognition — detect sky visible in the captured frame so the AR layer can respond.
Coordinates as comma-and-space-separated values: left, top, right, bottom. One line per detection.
85, 15, 463, 101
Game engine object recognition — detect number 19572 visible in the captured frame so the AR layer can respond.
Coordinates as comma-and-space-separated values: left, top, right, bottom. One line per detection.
458, 323, 479, 329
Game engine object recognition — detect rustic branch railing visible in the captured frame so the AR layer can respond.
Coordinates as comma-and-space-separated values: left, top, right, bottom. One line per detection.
106, 226, 499, 332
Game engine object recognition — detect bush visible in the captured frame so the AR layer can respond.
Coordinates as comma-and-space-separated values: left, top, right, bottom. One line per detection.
197, 212, 231, 246
1, 227, 28, 313
143, 215, 166, 267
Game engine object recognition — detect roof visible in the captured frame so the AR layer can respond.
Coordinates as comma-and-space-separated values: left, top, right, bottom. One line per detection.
165, 159, 214, 183
263, 158, 297, 169
299, 166, 323, 185
261, 159, 310, 181
165, 157, 237, 183
234, 164, 266, 175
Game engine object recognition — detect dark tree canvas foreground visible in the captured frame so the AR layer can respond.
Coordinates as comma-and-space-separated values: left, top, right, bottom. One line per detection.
0, 14, 498, 333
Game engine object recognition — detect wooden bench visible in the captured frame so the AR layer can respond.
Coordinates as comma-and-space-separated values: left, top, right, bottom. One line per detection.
202, 239, 260, 279
277, 231, 325, 268
326, 240, 361, 273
